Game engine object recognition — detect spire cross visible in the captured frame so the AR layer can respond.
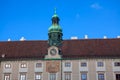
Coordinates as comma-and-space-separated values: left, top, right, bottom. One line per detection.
54, 8, 57, 14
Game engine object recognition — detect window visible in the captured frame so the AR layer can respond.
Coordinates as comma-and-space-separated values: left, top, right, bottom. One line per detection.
5, 64, 11, 69
20, 73, 26, 80
81, 62, 87, 67
64, 72, 71, 80
81, 73, 87, 80
49, 73, 56, 80
116, 74, 120, 80
36, 63, 42, 68
65, 62, 71, 67
97, 62, 104, 67
114, 62, 120, 66
21, 63, 27, 68
98, 74, 104, 80
35, 73, 42, 80
4, 74, 10, 80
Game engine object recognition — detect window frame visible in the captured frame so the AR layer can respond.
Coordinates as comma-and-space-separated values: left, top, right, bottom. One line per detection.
21, 63, 27, 68
4, 73, 10, 80
5, 63, 11, 69
97, 62, 104, 67
81, 62, 87, 67
116, 74, 120, 80
65, 62, 71, 67
35, 72, 42, 80
20, 73, 26, 80
36, 63, 42, 68
64, 72, 71, 80
81, 73, 87, 80
98, 73, 105, 80
49, 73, 56, 80
114, 62, 120, 67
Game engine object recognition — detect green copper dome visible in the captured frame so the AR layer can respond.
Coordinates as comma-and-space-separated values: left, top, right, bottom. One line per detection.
48, 10, 62, 33
48, 24, 62, 33
52, 14, 58, 18
48, 9, 63, 46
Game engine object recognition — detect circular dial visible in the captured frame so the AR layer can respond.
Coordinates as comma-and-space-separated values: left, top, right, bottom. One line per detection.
50, 48, 57, 56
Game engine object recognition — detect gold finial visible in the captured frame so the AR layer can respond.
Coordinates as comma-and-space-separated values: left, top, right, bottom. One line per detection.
54, 8, 57, 14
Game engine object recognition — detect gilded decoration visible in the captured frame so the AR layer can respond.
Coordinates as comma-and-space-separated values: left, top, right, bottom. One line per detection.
46, 61, 60, 73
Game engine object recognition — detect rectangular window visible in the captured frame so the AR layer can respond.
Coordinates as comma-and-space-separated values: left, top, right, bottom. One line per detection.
81, 62, 87, 67
81, 73, 87, 80
35, 73, 42, 80
98, 74, 104, 80
64, 72, 71, 80
65, 62, 71, 67
49, 73, 56, 80
21, 63, 27, 68
114, 62, 120, 66
4, 74, 10, 80
20, 73, 26, 80
116, 74, 120, 80
5, 64, 11, 69
97, 62, 104, 67
36, 63, 42, 68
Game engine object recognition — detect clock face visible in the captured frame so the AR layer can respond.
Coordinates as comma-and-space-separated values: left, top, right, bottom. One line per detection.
50, 48, 57, 56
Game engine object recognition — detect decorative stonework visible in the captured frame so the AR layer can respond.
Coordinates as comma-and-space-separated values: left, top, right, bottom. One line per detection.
45, 46, 61, 59
46, 61, 60, 73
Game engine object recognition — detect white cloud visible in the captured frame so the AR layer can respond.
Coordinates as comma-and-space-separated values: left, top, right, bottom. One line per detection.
91, 3, 102, 9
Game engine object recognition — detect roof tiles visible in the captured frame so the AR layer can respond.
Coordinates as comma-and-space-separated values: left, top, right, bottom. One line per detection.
0, 38, 120, 59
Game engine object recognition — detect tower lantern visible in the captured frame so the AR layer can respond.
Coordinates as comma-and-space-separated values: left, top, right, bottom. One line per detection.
48, 9, 63, 46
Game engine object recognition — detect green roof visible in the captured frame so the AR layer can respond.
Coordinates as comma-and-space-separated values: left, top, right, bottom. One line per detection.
52, 14, 58, 18
48, 24, 62, 33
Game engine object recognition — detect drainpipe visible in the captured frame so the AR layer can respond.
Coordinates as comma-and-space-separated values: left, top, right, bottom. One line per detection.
61, 58, 63, 80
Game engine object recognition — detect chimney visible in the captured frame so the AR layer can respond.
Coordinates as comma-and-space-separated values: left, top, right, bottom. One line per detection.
117, 36, 120, 38
85, 35, 88, 39
20, 37, 26, 41
71, 36, 78, 40
8, 38, 11, 41
103, 36, 107, 39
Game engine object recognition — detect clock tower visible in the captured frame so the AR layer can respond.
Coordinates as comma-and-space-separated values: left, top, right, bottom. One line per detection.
45, 9, 62, 59
48, 9, 63, 47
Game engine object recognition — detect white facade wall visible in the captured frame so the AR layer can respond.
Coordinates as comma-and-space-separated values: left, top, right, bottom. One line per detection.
0, 58, 120, 80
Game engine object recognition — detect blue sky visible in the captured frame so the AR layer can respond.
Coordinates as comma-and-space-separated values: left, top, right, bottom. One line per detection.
0, 0, 120, 41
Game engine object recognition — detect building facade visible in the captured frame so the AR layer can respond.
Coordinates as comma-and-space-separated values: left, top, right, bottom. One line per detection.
0, 11, 120, 80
